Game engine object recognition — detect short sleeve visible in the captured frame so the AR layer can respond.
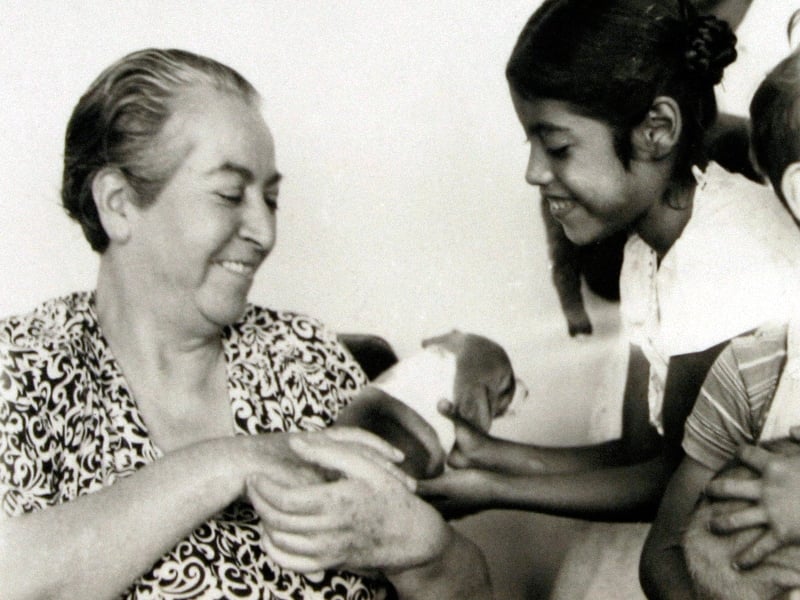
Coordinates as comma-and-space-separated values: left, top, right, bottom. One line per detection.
0, 345, 58, 517
683, 342, 759, 471
313, 322, 368, 413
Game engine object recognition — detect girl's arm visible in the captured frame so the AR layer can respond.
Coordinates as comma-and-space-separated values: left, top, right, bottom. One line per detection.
639, 456, 716, 600
419, 342, 727, 521
0, 429, 402, 600
446, 345, 655, 476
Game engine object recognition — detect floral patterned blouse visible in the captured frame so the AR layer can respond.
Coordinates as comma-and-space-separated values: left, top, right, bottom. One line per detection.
0, 291, 389, 599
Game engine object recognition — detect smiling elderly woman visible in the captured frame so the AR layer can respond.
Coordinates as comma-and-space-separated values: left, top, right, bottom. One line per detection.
0, 49, 489, 600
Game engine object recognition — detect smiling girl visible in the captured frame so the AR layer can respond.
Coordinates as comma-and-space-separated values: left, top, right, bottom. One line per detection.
420, 0, 800, 595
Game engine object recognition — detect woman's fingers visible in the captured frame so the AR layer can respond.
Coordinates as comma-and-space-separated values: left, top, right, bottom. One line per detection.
709, 505, 768, 533
248, 476, 341, 529
259, 528, 335, 573
323, 426, 405, 463
289, 435, 416, 492
705, 476, 761, 501
247, 474, 331, 514
734, 529, 783, 570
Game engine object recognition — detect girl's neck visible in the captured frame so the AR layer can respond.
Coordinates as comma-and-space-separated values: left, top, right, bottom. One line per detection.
635, 181, 696, 260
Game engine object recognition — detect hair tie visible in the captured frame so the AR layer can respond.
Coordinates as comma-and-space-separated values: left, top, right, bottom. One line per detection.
683, 14, 737, 86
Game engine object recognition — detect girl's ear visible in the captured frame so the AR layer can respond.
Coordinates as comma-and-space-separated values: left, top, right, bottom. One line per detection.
91, 167, 135, 245
780, 162, 800, 222
631, 96, 682, 161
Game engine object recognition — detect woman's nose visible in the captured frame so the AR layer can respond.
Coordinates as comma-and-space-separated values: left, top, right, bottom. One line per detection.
240, 193, 276, 252
525, 144, 554, 187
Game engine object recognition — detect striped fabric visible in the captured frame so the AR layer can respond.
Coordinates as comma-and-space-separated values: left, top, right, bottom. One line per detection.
683, 322, 788, 471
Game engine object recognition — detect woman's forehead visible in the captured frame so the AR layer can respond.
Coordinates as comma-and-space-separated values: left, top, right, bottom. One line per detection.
156, 86, 273, 167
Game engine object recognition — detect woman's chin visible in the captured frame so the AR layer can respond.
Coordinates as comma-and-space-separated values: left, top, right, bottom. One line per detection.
201, 298, 249, 329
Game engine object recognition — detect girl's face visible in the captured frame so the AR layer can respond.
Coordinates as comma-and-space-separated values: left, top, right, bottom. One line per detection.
511, 91, 657, 245
127, 86, 280, 331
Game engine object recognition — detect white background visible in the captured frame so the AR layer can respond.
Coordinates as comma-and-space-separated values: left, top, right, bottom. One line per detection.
1, 1, 797, 597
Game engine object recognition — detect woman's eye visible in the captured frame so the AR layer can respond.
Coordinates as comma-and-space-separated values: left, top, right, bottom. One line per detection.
217, 192, 243, 204
264, 194, 279, 211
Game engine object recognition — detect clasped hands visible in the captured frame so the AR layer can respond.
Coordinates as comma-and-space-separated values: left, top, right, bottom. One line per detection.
245, 426, 450, 574
704, 426, 800, 571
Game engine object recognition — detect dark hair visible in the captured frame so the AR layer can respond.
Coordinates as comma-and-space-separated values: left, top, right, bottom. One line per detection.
506, 0, 737, 186
62, 48, 259, 252
750, 49, 800, 203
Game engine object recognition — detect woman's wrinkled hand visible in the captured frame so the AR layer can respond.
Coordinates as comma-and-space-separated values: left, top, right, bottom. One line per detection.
245, 426, 407, 488
246, 433, 451, 574
705, 429, 800, 569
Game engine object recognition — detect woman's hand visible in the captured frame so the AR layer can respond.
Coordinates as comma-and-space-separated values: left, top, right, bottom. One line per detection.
244, 426, 407, 488
705, 431, 800, 569
247, 433, 450, 574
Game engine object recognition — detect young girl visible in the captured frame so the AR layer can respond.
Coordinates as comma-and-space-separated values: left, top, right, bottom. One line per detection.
419, 0, 800, 595
642, 45, 800, 600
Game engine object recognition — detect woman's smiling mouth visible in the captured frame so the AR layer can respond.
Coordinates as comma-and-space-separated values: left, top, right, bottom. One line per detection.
218, 260, 257, 278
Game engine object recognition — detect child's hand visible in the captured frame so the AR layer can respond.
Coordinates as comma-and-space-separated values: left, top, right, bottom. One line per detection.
437, 399, 494, 470
417, 468, 501, 521
423, 330, 517, 429
705, 433, 800, 569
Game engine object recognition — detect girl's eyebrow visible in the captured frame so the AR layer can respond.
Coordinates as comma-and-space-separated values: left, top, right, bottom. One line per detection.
532, 122, 570, 136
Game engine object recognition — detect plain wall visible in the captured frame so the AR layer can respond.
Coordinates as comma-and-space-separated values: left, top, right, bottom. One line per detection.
1, 2, 797, 598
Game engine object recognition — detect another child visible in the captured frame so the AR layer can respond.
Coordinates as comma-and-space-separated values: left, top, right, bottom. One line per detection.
641, 47, 800, 600
418, 0, 800, 596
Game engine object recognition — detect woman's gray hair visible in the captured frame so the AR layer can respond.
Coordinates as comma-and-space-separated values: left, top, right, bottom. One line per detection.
62, 48, 259, 252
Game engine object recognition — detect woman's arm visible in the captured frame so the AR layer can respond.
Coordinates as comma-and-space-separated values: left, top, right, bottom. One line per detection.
0, 436, 249, 600
0, 428, 404, 600
639, 456, 716, 600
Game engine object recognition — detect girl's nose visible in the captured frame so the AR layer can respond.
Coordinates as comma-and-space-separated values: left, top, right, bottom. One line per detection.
525, 143, 554, 186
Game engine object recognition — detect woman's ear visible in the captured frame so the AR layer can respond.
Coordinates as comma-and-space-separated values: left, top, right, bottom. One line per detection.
780, 162, 800, 222
91, 167, 134, 244
631, 96, 682, 161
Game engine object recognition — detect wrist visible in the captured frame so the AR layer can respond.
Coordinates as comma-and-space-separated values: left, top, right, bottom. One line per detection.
387, 528, 492, 599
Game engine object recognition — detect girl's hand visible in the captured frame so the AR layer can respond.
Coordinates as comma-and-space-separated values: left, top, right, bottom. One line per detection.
417, 468, 499, 521
437, 400, 494, 470
705, 434, 800, 569
246, 434, 451, 574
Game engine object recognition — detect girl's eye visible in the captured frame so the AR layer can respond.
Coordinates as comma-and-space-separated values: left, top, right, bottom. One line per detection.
546, 145, 570, 159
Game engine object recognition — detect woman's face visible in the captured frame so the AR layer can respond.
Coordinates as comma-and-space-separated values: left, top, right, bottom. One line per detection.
511, 91, 657, 245
128, 86, 280, 330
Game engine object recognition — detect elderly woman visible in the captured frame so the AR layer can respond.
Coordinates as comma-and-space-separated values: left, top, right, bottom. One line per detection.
0, 48, 490, 599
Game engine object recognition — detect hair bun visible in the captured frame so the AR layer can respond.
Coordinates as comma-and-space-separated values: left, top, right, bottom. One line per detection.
683, 15, 737, 86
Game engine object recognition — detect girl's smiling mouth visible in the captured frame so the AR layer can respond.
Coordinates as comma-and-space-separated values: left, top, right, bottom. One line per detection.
546, 195, 577, 219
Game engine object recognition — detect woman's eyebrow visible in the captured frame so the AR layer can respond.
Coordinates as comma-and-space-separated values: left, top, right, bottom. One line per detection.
207, 162, 283, 187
